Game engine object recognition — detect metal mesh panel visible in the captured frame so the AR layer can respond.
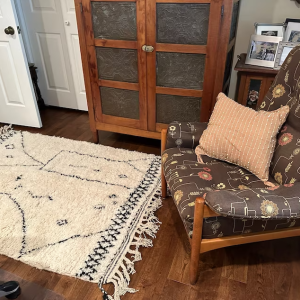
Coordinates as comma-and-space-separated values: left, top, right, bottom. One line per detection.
100, 87, 139, 119
96, 48, 138, 83
91, 2, 137, 41
156, 94, 201, 124
156, 52, 206, 90
156, 3, 210, 45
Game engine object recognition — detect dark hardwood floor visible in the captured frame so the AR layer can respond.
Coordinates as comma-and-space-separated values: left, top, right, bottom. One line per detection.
1, 107, 300, 300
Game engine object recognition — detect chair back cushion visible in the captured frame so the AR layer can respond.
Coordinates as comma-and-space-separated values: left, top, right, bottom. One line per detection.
195, 93, 289, 182
260, 46, 300, 185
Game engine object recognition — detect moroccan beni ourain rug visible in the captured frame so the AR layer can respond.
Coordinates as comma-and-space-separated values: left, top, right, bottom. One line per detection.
0, 125, 162, 300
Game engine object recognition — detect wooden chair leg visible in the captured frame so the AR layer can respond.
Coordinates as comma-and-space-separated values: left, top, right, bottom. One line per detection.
190, 197, 205, 285
161, 129, 167, 199
92, 130, 99, 144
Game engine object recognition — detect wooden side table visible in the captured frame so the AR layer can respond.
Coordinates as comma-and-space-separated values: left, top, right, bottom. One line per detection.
235, 53, 279, 110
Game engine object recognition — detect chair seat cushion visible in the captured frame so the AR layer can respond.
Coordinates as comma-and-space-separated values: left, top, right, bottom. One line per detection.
205, 182, 300, 220
163, 147, 300, 238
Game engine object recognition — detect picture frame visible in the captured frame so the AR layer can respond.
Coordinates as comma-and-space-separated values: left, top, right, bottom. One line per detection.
274, 41, 300, 69
246, 35, 283, 68
255, 23, 285, 37
284, 22, 300, 42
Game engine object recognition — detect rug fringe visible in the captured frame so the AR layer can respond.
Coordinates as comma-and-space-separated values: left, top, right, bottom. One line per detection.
99, 190, 162, 300
0, 125, 14, 144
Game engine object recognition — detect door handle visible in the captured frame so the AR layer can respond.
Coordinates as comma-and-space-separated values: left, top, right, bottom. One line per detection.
4, 26, 15, 35
142, 45, 154, 52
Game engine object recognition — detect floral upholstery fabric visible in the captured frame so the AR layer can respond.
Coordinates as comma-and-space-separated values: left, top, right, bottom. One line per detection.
260, 45, 300, 184
163, 146, 300, 239
205, 183, 300, 219
165, 121, 207, 150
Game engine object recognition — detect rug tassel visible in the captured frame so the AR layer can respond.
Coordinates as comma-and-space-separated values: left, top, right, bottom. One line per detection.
0, 125, 14, 144
98, 190, 162, 300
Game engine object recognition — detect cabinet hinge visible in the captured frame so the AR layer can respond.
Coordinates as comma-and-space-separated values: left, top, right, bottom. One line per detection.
17, 26, 21, 34
80, 3, 83, 13
221, 5, 224, 17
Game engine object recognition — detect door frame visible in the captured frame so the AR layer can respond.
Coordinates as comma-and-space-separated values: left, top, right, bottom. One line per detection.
81, 0, 148, 130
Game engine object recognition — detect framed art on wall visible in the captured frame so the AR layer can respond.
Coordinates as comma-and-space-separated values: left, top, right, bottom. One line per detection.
255, 23, 285, 37
274, 41, 300, 69
246, 35, 283, 68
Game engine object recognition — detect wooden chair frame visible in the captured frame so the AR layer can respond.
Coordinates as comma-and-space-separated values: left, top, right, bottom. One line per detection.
161, 129, 300, 284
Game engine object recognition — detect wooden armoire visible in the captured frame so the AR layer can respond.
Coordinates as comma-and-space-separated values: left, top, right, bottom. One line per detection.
75, 0, 240, 142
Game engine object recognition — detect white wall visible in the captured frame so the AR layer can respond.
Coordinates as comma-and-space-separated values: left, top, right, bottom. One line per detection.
228, 0, 300, 99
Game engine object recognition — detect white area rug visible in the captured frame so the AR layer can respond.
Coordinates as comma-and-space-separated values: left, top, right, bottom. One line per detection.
0, 126, 161, 300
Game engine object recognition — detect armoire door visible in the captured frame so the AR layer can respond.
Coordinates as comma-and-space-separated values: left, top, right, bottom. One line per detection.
145, 0, 223, 132
82, 0, 147, 130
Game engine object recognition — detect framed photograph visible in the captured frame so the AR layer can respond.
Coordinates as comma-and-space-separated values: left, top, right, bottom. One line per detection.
284, 21, 300, 41
255, 23, 285, 37
246, 35, 283, 68
274, 42, 300, 69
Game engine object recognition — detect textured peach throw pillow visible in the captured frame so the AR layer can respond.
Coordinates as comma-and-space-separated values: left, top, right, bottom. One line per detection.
195, 93, 289, 183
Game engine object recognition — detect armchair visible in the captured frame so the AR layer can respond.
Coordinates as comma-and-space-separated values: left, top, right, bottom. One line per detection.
161, 45, 300, 285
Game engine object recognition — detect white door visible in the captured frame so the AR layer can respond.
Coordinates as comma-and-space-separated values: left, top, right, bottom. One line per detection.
0, 0, 41, 127
60, 0, 87, 111
18, 0, 87, 111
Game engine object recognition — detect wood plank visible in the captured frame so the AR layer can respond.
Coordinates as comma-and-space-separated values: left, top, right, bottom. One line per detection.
156, 43, 207, 54
91, 0, 136, 1
156, 86, 203, 97
216, 278, 246, 300
102, 114, 140, 129
136, 0, 148, 130
74, 0, 97, 136
235, 53, 279, 75
81, 0, 103, 123
81, 0, 95, 47
201, 227, 300, 254
212, 0, 234, 106
96, 122, 161, 139
201, 0, 225, 121
156, 123, 169, 132
94, 39, 137, 49
86, 45, 103, 123
157, 0, 210, 3
158, 280, 191, 300
237, 73, 247, 105
145, 0, 157, 132
99, 79, 139, 91
221, 246, 249, 283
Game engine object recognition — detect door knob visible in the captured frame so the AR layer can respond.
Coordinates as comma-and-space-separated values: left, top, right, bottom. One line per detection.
142, 45, 154, 52
4, 26, 15, 35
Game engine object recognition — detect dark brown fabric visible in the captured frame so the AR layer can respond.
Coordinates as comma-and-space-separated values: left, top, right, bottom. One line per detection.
163, 147, 300, 239
205, 183, 300, 220
260, 46, 300, 184
165, 121, 207, 150
161, 147, 294, 237
202, 216, 300, 239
